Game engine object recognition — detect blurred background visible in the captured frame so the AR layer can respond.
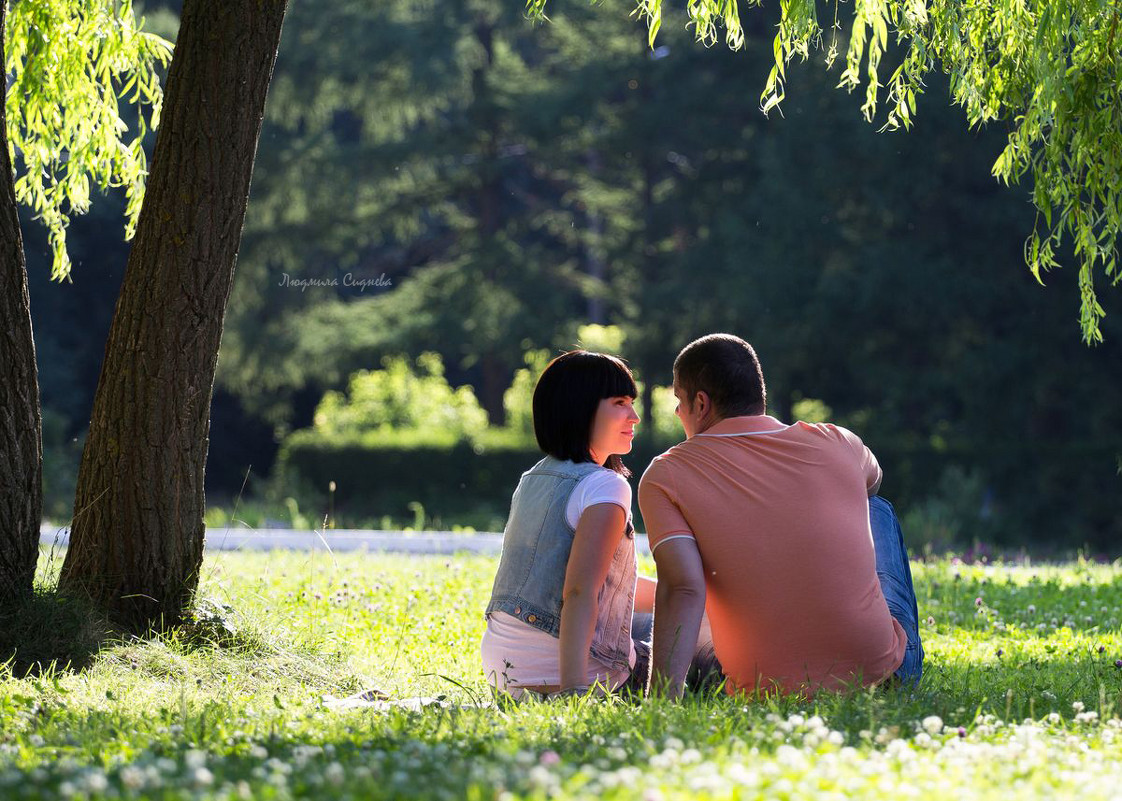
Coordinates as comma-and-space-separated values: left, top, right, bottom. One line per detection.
24, 0, 1121, 550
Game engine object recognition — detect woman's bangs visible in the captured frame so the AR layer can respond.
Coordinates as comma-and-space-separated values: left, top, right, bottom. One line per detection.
596, 357, 638, 400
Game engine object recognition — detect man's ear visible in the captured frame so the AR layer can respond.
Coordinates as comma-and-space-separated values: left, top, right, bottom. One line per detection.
694, 390, 712, 421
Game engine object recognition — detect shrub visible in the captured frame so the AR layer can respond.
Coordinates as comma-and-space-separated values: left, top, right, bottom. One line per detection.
313, 353, 488, 442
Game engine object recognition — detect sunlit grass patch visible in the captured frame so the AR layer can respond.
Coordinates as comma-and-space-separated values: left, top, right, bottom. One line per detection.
3, 551, 1122, 798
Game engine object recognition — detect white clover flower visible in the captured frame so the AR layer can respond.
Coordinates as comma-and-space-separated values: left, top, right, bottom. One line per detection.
1073, 701, 1086, 712
886, 739, 915, 761
82, 771, 109, 793
772, 778, 795, 795
528, 765, 557, 789
616, 767, 641, 784
249, 745, 268, 760
264, 758, 292, 774
788, 714, 805, 728
28, 735, 44, 748
325, 762, 345, 787
775, 745, 806, 768
119, 766, 145, 790
191, 767, 214, 788
725, 763, 759, 786
185, 749, 207, 769
922, 715, 944, 735
663, 736, 684, 751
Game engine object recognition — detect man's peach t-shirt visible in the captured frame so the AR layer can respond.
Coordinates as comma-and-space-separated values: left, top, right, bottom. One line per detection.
638, 415, 907, 696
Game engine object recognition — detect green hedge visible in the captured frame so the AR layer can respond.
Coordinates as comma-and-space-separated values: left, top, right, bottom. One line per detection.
273, 431, 672, 528
275, 430, 1121, 546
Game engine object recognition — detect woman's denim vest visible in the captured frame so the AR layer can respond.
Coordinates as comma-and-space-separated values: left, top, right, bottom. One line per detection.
485, 456, 637, 671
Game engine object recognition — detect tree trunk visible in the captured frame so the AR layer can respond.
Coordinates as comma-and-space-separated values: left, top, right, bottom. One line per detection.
0, 0, 44, 607
470, 16, 510, 428
59, 0, 288, 630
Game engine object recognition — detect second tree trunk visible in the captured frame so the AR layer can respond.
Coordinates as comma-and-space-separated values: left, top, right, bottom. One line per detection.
59, 0, 289, 630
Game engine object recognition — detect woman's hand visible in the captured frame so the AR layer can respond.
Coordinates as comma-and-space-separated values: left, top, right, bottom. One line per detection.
634, 575, 657, 614
558, 502, 627, 691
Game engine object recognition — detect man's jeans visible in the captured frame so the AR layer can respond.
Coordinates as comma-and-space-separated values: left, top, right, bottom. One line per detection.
870, 495, 924, 685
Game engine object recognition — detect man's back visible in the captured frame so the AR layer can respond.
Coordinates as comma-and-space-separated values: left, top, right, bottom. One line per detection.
639, 414, 907, 695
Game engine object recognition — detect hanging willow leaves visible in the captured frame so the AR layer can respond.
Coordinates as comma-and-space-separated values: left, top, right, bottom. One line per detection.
4, 0, 171, 279
529, 0, 1122, 343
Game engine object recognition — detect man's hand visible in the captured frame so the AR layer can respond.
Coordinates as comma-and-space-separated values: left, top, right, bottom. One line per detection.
649, 537, 707, 700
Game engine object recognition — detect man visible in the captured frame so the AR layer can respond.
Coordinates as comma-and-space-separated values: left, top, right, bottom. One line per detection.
639, 334, 923, 698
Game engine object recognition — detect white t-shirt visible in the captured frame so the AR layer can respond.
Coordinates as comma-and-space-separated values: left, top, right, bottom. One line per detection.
481, 467, 635, 697
564, 468, 632, 529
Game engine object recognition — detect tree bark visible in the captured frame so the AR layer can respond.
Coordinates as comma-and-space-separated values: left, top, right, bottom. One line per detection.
0, 0, 44, 607
59, 0, 288, 630
470, 16, 510, 427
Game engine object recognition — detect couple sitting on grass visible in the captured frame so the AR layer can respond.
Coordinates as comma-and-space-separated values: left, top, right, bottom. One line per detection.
481, 334, 923, 700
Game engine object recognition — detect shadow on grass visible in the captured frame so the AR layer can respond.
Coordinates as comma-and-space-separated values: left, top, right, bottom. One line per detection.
0, 590, 360, 696
0, 588, 117, 676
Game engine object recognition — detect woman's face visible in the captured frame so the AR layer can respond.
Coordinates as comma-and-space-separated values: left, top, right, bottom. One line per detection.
588, 396, 640, 465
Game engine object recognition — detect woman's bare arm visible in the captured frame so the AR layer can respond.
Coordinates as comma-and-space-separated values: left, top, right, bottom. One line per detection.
558, 502, 627, 691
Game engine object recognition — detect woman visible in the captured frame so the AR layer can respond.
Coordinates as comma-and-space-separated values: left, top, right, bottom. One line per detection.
481, 350, 656, 699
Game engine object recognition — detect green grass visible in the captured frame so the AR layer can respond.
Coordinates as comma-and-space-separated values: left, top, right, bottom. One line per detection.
3, 550, 1122, 798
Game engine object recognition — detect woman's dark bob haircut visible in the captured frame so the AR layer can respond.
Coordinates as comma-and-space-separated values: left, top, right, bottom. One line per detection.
533, 350, 637, 476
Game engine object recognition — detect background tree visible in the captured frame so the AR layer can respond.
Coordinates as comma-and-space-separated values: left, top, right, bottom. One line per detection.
217, 0, 642, 431
58, 0, 288, 630
532, 0, 1122, 343
19, 0, 1121, 549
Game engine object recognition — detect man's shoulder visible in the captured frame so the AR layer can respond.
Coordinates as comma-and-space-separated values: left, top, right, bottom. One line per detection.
791, 420, 865, 445
637, 441, 695, 494
641, 440, 694, 474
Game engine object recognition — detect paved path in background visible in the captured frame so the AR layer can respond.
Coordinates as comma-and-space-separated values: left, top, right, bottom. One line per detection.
40, 524, 653, 556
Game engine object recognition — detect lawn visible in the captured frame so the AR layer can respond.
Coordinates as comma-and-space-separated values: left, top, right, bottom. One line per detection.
3, 549, 1122, 799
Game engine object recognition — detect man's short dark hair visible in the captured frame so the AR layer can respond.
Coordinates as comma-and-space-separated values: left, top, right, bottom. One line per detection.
673, 334, 766, 418
533, 350, 638, 476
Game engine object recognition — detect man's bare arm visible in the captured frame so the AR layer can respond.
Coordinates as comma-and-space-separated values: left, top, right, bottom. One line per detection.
649, 537, 707, 700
